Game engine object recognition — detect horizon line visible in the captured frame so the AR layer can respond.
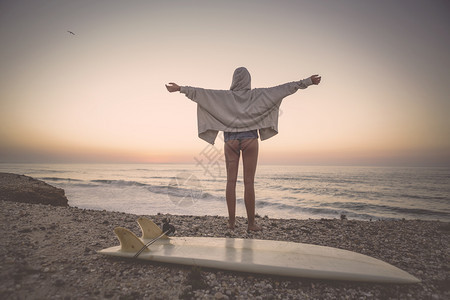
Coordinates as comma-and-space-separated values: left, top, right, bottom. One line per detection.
1, 161, 449, 168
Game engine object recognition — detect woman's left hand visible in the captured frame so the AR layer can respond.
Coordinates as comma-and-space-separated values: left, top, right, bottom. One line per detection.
165, 82, 181, 92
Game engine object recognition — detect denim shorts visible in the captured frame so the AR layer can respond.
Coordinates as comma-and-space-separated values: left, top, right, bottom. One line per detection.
223, 130, 258, 142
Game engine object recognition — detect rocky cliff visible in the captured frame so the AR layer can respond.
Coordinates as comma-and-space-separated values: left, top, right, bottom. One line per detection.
0, 173, 68, 206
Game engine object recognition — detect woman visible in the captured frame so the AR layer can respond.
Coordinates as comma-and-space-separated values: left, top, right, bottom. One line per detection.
166, 67, 321, 231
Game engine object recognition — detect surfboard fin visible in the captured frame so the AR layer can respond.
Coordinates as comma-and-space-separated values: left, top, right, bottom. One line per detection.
137, 217, 169, 240
114, 227, 149, 253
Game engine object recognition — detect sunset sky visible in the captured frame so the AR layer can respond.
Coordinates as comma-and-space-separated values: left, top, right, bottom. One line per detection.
1, 0, 449, 166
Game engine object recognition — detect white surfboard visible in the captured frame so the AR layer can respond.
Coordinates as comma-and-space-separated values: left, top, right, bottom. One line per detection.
98, 217, 420, 284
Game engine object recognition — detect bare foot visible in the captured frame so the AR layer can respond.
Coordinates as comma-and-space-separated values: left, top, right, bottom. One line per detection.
227, 221, 235, 231
247, 224, 262, 232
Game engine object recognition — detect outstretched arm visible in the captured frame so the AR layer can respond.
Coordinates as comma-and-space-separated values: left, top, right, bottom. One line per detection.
165, 82, 181, 92
310, 75, 321, 85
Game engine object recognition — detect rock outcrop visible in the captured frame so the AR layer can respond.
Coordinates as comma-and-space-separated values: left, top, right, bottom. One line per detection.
0, 173, 68, 206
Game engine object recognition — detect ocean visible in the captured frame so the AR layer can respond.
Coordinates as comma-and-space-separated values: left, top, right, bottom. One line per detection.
1, 163, 449, 222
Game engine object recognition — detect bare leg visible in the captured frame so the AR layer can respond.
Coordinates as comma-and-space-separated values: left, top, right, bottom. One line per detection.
224, 140, 240, 230
241, 139, 261, 231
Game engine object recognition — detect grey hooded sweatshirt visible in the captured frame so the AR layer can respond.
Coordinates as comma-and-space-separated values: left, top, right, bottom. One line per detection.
180, 67, 313, 144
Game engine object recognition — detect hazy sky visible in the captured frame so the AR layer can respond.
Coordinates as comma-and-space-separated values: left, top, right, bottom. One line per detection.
1, 0, 449, 166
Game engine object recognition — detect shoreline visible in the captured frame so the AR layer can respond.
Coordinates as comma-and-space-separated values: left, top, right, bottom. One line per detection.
2, 165, 449, 223
0, 173, 449, 299
1, 200, 449, 299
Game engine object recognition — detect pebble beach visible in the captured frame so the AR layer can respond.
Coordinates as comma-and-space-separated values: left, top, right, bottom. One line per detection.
0, 174, 449, 299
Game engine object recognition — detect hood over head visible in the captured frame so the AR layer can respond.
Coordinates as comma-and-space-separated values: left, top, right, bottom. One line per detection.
230, 67, 251, 91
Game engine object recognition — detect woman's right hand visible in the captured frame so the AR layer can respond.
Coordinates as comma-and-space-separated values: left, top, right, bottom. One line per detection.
310, 75, 321, 85
165, 82, 181, 92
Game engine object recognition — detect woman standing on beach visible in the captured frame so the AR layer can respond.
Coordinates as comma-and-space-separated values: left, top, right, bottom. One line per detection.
166, 68, 321, 231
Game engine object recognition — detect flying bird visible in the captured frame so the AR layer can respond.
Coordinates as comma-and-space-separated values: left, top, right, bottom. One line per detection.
67, 31, 75, 35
